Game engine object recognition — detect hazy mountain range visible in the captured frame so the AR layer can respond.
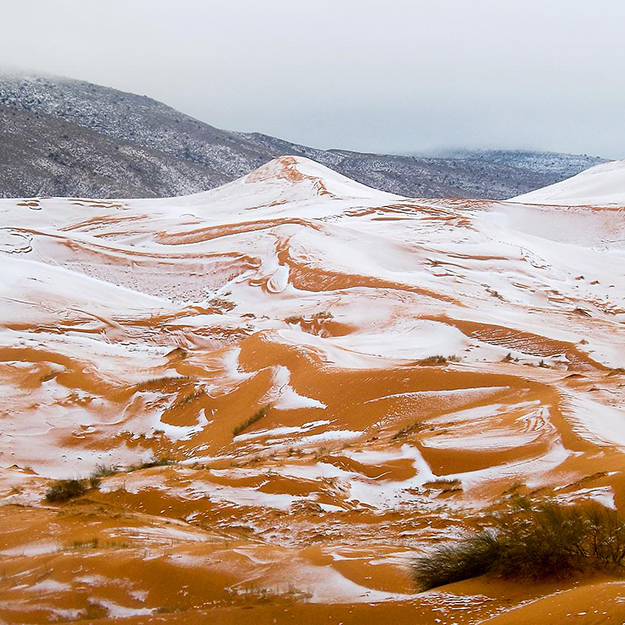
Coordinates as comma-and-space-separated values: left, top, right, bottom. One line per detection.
0, 70, 608, 199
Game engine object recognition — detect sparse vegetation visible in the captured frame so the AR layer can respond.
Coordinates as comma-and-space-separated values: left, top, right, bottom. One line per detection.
127, 456, 176, 471
392, 420, 424, 440
131, 376, 193, 392
66, 537, 130, 550
210, 296, 235, 312
168, 388, 206, 409
45, 479, 88, 502
91, 464, 119, 478
233, 406, 269, 437
502, 352, 519, 363
412, 499, 625, 590
70, 538, 100, 549
87, 463, 120, 488
419, 355, 461, 365
422, 478, 463, 493
285, 311, 333, 325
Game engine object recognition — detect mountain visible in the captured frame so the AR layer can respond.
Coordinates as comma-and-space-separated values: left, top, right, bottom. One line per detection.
0, 69, 610, 199
434, 148, 607, 178
511, 158, 625, 206
1, 156, 625, 623
0, 103, 219, 197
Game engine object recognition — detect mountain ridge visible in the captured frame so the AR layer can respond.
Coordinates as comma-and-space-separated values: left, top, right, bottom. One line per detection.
0, 69, 609, 200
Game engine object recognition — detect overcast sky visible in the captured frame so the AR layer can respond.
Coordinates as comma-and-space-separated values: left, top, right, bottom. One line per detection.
1, 0, 624, 158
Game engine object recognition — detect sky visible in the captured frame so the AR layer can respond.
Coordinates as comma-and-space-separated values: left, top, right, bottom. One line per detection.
1, 0, 624, 158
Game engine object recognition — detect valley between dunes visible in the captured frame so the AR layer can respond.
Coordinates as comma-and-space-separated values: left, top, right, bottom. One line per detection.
1, 156, 625, 624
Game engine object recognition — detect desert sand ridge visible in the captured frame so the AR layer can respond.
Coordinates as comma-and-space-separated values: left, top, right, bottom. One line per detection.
1, 156, 625, 623
511, 158, 625, 206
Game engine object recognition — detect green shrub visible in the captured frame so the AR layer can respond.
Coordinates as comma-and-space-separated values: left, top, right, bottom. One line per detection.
412, 500, 625, 590
45, 479, 87, 503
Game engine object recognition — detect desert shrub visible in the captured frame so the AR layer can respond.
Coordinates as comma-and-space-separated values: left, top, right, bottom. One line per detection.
141, 456, 175, 468
127, 456, 176, 471
413, 532, 500, 590
422, 478, 463, 493
45, 479, 87, 502
233, 407, 269, 436
420, 355, 461, 365
392, 420, 423, 440
412, 500, 625, 590
91, 464, 119, 478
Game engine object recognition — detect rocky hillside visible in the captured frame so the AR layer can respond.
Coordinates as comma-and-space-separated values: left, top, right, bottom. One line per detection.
0, 70, 609, 199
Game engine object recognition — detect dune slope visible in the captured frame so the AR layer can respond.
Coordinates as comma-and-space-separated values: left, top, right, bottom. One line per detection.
511, 159, 625, 206
1, 156, 625, 623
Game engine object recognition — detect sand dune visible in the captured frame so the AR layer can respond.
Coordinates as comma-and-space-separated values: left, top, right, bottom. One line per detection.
1, 156, 624, 623
511, 158, 625, 206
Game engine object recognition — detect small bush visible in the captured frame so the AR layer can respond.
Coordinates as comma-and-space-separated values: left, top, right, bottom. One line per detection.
502, 352, 519, 363
413, 532, 500, 590
420, 355, 461, 365
142, 456, 175, 468
412, 500, 625, 590
423, 478, 463, 493
45, 479, 87, 503
127, 456, 176, 471
91, 464, 119, 478
233, 407, 269, 437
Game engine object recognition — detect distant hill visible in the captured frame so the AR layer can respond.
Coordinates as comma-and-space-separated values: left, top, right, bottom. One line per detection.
0, 70, 610, 199
436, 149, 607, 178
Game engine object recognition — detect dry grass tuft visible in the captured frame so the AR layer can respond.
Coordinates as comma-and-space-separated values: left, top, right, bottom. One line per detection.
412, 499, 625, 590
233, 406, 269, 437
419, 354, 461, 365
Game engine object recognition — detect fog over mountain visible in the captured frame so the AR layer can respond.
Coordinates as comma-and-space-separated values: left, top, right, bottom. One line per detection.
0, 71, 608, 199
1, 1, 624, 159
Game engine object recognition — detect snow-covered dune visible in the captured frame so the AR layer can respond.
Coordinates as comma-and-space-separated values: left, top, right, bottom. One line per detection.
1, 155, 625, 624
510, 159, 625, 206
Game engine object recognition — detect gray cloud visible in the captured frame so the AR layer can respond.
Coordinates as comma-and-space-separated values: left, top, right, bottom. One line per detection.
1, 0, 623, 158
